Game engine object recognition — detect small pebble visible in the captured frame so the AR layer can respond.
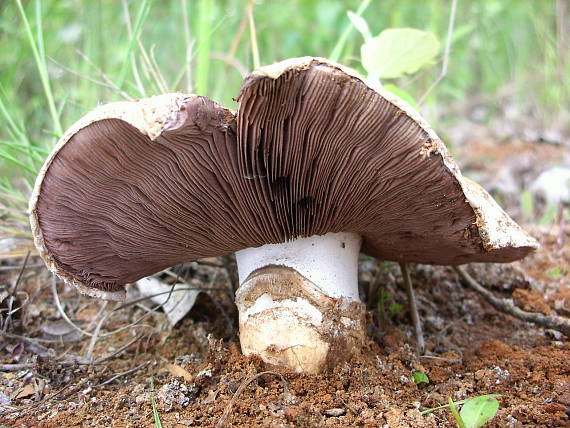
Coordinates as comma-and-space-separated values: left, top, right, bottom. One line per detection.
323, 408, 346, 417
0, 392, 11, 406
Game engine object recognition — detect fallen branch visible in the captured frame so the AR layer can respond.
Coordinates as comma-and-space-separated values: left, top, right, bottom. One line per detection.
0, 363, 34, 371
454, 265, 570, 337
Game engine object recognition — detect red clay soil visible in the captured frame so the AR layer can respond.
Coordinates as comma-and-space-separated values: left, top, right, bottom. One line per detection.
1, 224, 569, 427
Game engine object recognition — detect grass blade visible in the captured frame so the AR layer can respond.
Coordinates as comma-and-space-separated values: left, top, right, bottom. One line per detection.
151, 396, 163, 428
247, 0, 260, 70
15, 0, 63, 136
196, 0, 213, 95
330, 0, 371, 62
115, 0, 150, 96
0, 152, 37, 175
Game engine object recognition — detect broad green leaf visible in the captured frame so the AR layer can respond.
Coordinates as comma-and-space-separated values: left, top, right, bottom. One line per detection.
459, 395, 500, 428
347, 11, 372, 41
411, 371, 429, 385
361, 28, 440, 79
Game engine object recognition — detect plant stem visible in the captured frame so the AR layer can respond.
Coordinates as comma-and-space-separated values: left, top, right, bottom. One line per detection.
329, 0, 372, 62
196, 0, 213, 95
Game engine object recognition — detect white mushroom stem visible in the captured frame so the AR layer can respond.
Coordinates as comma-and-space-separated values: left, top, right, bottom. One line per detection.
235, 232, 365, 374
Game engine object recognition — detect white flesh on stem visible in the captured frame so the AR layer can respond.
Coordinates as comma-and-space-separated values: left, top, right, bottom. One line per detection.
235, 232, 365, 374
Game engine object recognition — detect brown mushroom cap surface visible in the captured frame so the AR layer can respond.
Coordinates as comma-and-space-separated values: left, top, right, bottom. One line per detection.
30, 58, 537, 299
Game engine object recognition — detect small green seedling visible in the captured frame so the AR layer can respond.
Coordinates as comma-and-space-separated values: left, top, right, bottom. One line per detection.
546, 267, 565, 279
377, 288, 404, 320
411, 371, 430, 385
422, 394, 501, 428
389, 302, 405, 317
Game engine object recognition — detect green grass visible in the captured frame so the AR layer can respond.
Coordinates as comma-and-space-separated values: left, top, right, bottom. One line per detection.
0, 0, 567, 240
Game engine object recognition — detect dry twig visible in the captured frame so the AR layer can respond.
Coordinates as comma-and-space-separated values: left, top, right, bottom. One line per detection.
51, 276, 93, 337
0, 332, 145, 374
0, 363, 34, 371
83, 310, 112, 363
0, 263, 43, 272
93, 361, 150, 389
400, 263, 425, 353
419, 354, 462, 364
1, 252, 31, 333
454, 265, 570, 337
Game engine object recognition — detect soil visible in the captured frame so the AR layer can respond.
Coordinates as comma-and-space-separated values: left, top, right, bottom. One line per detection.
1, 136, 569, 427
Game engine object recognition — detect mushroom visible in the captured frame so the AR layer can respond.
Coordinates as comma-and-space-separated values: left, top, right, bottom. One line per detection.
30, 57, 538, 374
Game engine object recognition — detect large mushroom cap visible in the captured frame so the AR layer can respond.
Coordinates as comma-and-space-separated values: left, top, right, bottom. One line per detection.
236, 57, 537, 264
30, 94, 248, 299
30, 58, 537, 300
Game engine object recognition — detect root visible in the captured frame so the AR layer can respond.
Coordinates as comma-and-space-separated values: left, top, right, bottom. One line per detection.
454, 265, 570, 337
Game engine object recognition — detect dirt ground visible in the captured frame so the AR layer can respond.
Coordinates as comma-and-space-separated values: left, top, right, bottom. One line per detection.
1, 138, 569, 427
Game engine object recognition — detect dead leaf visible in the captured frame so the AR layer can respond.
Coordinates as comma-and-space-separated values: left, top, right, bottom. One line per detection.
41, 319, 82, 342
165, 364, 193, 383
136, 277, 201, 326
201, 389, 218, 404
15, 384, 35, 400
75, 307, 98, 321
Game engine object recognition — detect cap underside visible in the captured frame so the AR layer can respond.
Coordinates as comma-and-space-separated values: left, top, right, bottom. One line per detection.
31, 59, 537, 295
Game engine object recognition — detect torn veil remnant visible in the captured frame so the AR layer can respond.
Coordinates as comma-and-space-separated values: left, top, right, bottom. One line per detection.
30, 57, 538, 374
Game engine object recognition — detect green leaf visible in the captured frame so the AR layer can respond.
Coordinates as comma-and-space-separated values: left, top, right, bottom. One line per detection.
520, 190, 534, 222
388, 302, 404, 316
347, 11, 372, 41
412, 371, 429, 385
546, 267, 565, 279
459, 395, 500, 428
361, 28, 440, 79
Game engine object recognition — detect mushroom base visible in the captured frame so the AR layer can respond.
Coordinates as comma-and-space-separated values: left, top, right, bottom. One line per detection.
235, 266, 366, 374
